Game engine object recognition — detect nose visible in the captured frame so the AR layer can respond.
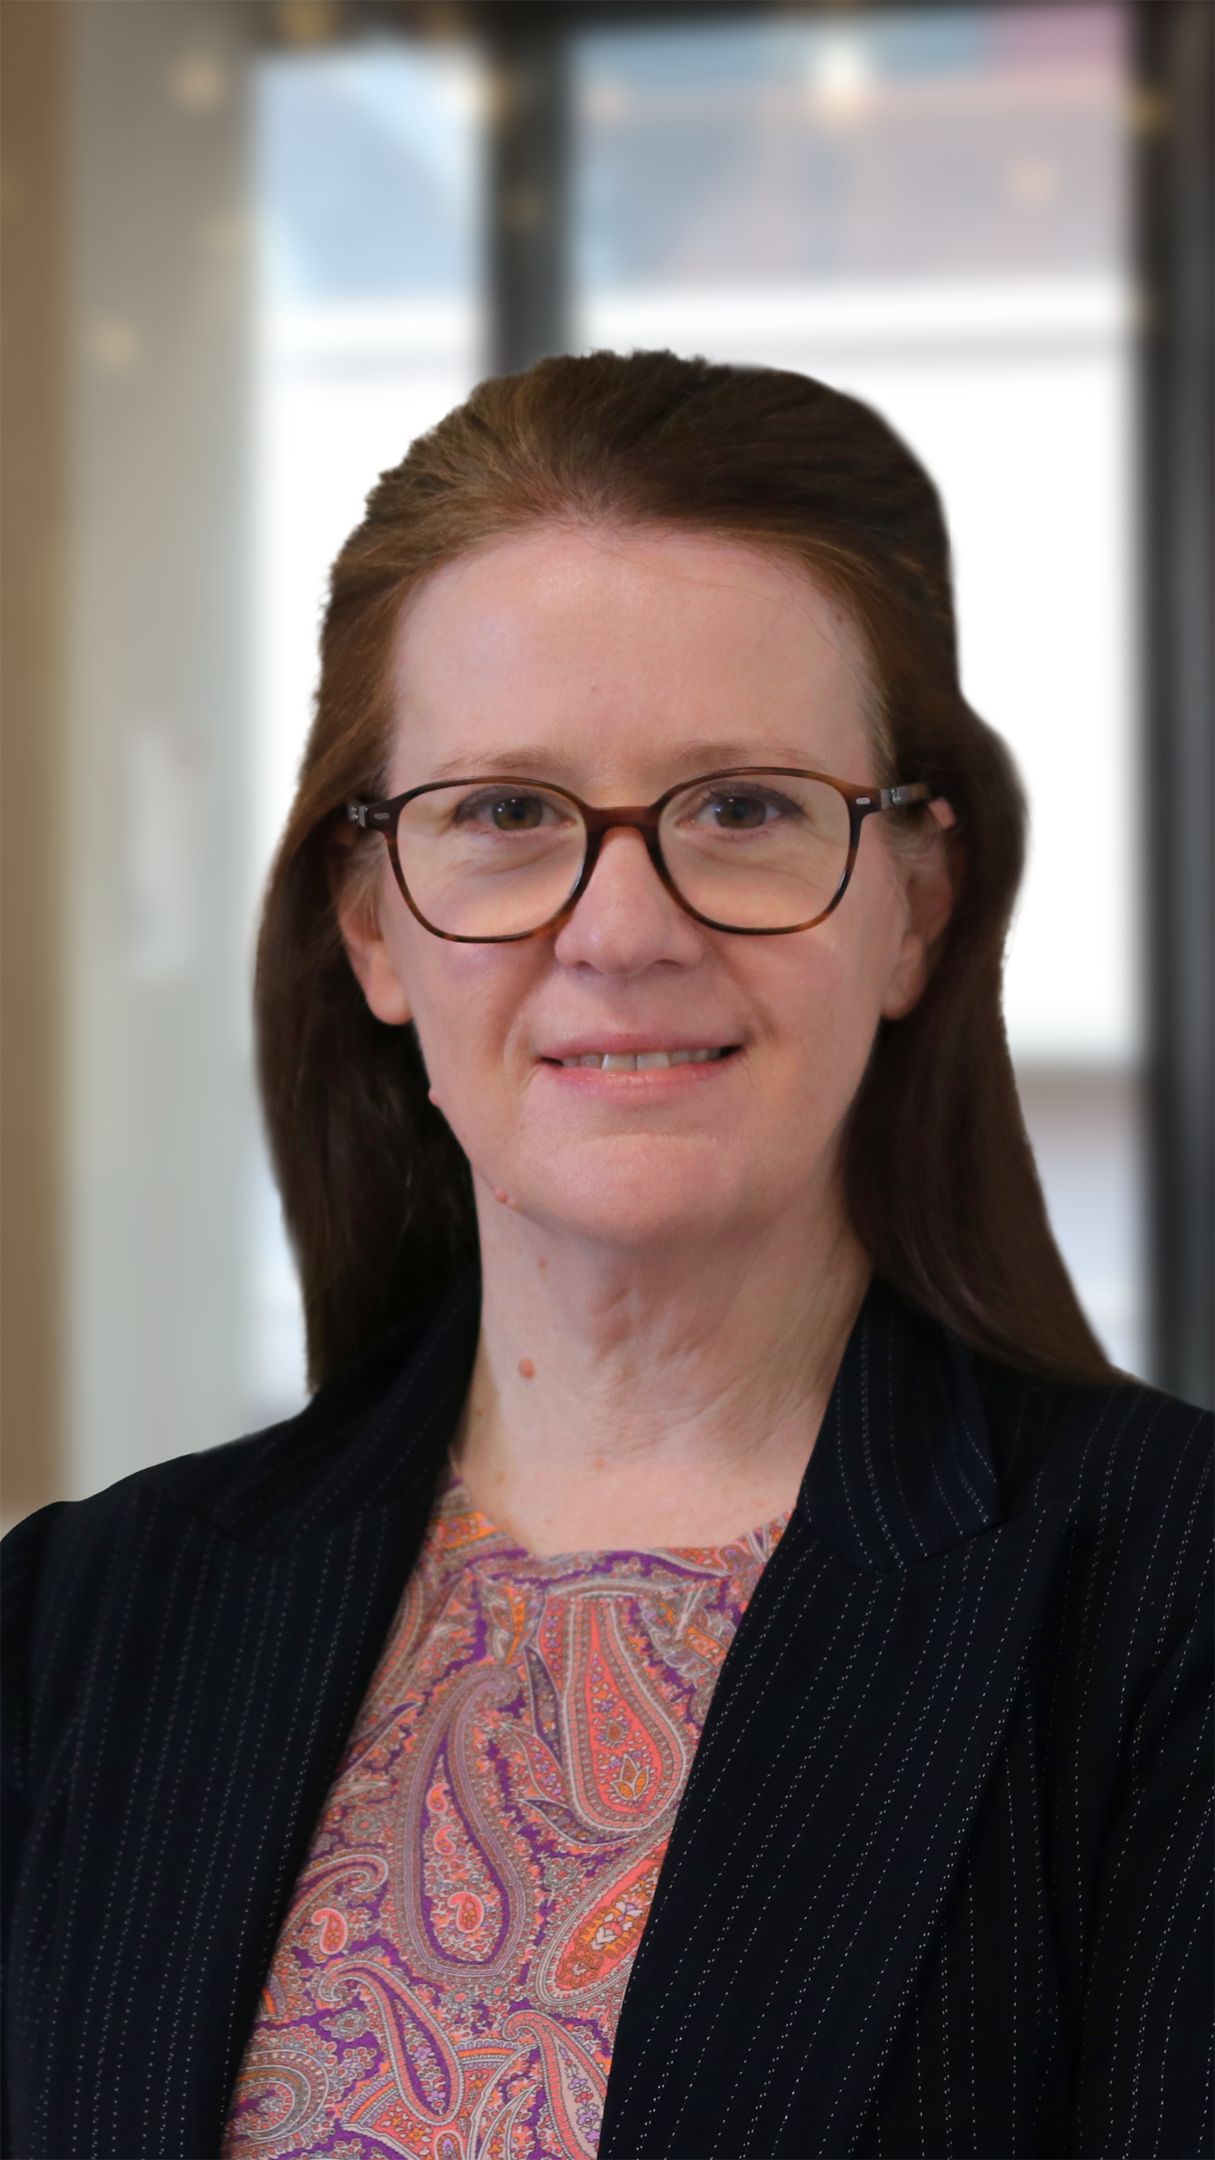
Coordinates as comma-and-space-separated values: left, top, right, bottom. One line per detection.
551, 825, 699, 967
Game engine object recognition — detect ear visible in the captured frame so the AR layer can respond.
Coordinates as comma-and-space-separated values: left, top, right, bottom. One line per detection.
328, 827, 413, 1027
879, 819, 959, 1023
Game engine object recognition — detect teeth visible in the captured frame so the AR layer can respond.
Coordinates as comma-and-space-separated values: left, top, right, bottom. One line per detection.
558, 1048, 731, 1070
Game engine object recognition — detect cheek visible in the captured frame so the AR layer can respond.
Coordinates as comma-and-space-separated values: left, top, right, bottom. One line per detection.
409, 954, 534, 1091
815, 876, 901, 1014
774, 934, 869, 1043
770, 939, 889, 1123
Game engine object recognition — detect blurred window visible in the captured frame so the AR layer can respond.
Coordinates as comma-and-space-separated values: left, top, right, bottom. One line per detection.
251, 36, 488, 1415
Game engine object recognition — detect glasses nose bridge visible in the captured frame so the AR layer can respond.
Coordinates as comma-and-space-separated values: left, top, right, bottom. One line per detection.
579, 798, 670, 885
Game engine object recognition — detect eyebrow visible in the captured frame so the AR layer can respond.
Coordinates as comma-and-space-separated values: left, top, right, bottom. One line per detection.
419, 740, 827, 785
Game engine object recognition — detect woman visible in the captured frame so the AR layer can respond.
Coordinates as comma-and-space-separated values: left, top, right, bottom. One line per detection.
3, 349, 1211, 2160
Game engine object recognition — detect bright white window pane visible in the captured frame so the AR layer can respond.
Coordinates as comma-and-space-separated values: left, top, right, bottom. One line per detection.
250, 37, 488, 1418
573, 6, 1146, 1374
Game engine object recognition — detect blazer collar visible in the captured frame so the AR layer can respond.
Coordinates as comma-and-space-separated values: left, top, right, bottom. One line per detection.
197, 1262, 1002, 1575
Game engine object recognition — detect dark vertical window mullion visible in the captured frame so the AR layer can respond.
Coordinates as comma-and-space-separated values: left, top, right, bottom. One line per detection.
481, 2, 572, 376
1133, 0, 1214, 1406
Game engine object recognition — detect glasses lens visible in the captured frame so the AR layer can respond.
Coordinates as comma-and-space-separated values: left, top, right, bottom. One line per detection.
397, 783, 586, 937
661, 772, 851, 930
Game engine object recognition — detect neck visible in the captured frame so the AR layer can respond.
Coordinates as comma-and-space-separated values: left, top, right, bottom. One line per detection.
448, 1193, 873, 1558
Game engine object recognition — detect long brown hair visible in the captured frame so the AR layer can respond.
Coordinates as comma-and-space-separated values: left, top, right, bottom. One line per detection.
254, 347, 1118, 1395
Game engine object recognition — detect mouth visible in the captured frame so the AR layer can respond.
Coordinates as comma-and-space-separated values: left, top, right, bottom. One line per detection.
540, 1046, 743, 1072
537, 1045, 745, 1095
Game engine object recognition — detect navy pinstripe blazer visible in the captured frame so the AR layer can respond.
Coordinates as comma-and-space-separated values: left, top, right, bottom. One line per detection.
3, 1266, 1212, 2160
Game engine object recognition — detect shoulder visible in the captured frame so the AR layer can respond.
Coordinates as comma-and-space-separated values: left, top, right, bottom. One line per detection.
976, 1351, 1211, 1516
1, 1305, 431, 1664
0, 1304, 446, 1830
974, 1349, 1212, 1664
0, 1433, 290, 1777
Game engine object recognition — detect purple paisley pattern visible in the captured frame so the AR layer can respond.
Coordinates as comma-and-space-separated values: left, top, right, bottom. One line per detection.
220, 1458, 790, 2160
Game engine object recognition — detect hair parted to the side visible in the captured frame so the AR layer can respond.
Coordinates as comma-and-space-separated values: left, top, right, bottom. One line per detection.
254, 345, 1118, 1396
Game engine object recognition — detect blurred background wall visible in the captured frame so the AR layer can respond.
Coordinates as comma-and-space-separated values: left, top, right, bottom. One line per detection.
2, 0, 1211, 1528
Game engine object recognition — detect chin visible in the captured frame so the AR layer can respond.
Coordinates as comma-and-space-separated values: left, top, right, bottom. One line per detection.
524, 1168, 768, 1243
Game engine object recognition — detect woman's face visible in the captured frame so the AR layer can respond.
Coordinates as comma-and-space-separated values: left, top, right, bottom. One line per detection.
337, 524, 953, 1255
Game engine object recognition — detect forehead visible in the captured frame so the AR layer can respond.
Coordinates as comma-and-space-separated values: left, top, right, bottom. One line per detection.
384, 523, 876, 783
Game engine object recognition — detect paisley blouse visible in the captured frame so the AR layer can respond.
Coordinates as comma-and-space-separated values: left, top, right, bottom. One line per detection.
220, 1457, 791, 2160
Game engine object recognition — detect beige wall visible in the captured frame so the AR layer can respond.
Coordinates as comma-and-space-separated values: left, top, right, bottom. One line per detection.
2, 1, 69, 1531
3, 0, 261, 1527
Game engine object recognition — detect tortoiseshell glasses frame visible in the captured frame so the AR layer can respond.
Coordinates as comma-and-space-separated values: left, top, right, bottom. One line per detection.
343, 766, 950, 942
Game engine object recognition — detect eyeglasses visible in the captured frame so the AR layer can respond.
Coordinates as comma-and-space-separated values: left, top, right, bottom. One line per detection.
343, 766, 941, 942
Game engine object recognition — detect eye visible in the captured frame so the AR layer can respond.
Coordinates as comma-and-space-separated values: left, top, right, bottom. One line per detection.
451, 789, 565, 832
684, 786, 802, 831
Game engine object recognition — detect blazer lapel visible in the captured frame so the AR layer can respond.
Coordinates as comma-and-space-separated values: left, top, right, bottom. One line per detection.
34, 1270, 484, 2160
184, 1270, 484, 2158
596, 1275, 1079, 2160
